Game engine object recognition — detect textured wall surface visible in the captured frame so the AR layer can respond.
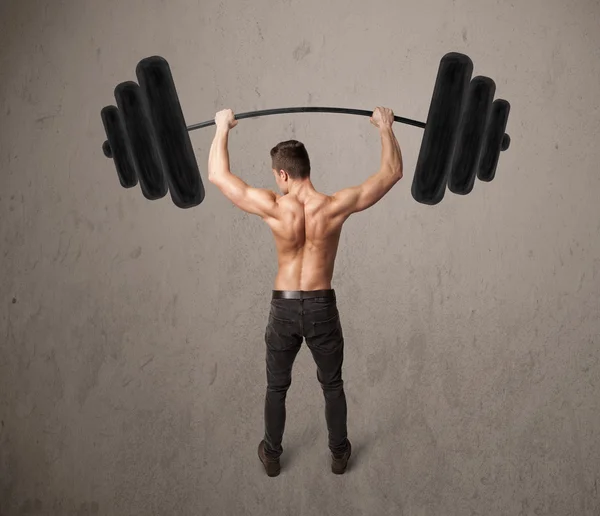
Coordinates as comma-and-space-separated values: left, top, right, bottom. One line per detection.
1, 0, 599, 515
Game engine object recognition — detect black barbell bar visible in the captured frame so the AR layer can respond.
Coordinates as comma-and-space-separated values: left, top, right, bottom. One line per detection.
188, 107, 426, 131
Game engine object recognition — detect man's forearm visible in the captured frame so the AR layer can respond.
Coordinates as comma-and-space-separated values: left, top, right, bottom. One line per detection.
208, 128, 231, 181
379, 127, 403, 176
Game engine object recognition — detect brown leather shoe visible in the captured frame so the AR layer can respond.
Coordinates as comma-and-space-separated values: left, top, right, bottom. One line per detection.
258, 440, 281, 477
331, 439, 352, 474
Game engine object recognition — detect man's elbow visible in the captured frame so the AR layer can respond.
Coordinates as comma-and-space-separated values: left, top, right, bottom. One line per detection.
208, 173, 224, 185
208, 169, 232, 184
394, 158, 403, 179
387, 165, 403, 181
382, 161, 402, 179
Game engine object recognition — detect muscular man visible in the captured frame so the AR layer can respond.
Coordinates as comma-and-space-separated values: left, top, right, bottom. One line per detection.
207, 107, 403, 476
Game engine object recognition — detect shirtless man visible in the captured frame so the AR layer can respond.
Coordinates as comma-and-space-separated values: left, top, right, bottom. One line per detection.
207, 107, 403, 476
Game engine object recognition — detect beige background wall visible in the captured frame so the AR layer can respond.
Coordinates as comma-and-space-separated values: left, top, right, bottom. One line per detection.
1, 0, 599, 515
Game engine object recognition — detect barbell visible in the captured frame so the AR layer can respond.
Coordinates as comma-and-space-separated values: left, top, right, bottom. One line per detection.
100, 52, 511, 208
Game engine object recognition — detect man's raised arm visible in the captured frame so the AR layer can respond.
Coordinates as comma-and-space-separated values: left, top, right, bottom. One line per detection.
208, 109, 278, 219
330, 107, 403, 218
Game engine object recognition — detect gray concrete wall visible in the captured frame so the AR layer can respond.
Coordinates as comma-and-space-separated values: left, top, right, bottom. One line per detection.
1, 0, 599, 515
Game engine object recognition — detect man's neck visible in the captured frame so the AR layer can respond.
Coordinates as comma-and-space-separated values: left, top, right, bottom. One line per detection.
287, 179, 316, 200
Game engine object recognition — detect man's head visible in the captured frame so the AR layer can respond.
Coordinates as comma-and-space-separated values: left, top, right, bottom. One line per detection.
270, 140, 311, 194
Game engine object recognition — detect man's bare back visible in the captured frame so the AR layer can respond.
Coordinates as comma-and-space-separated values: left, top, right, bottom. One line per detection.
264, 191, 345, 291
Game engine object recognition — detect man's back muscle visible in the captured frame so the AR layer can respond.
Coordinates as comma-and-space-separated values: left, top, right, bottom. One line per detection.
264, 192, 345, 291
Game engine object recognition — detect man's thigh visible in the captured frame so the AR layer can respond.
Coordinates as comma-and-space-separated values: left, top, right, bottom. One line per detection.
265, 303, 303, 388
304, 305, 345, 385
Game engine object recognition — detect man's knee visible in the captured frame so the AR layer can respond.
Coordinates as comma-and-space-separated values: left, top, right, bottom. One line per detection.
267, 376, 292, 393
320, 377, 344, 391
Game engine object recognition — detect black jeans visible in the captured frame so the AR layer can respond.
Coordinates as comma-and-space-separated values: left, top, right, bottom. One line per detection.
263, 289, 349, 459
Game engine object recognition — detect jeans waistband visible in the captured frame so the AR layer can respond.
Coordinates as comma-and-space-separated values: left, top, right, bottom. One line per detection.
272, 289, 336, 300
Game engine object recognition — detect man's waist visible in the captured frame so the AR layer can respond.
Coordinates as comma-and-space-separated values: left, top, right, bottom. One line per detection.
272, 289, 336, 300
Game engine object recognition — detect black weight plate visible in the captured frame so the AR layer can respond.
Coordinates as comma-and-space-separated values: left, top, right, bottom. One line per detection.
412, 52, 473, 205
100, 106, 137, 188
114, 81, 167, 200
478, 99, 511, 182
448, 76, 496, 195
136, 56, 205, 209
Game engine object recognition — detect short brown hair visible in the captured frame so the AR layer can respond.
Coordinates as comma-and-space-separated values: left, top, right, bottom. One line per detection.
270, 140, 310, 179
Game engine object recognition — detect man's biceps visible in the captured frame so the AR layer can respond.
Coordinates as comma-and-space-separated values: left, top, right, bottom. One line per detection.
356, 182, 378, 202
249, 188, 273, 202
355, 178, 390, 211
334, 186, 360, 205
248, 188, 277, 211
